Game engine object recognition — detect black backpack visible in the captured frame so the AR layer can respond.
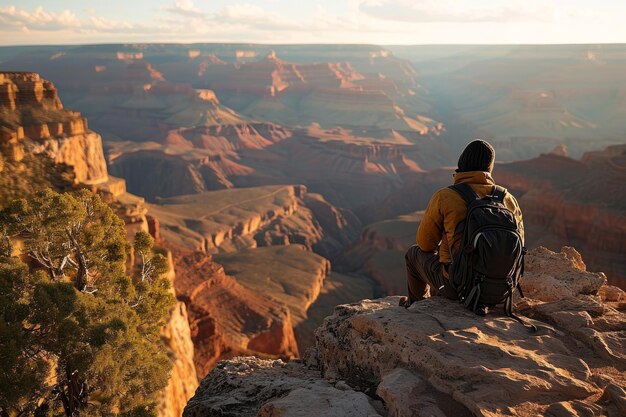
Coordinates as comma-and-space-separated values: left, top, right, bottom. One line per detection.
448, 183, 535, 331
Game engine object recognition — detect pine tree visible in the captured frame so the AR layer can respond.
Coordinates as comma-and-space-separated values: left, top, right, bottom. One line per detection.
0, 190, 173, 417
0, 153, 75, 210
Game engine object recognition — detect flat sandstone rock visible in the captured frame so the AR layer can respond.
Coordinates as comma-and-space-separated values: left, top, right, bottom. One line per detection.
185, 247, 626, 417
183, 357, 382, 417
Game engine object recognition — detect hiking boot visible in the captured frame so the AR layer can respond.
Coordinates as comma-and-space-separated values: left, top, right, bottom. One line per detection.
475, 305, 489, 316
398, 296, 412, 308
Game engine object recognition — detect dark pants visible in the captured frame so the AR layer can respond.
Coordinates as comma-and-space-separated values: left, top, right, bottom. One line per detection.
405, 245, 458, 303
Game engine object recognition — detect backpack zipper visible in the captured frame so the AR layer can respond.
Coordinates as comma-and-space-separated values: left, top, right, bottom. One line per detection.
472, 229, 520, 248
470, 224, 521, 239
473, 232, 492, 248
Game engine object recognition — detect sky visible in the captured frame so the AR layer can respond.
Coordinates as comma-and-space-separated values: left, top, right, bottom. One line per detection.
0, 0, 624, 46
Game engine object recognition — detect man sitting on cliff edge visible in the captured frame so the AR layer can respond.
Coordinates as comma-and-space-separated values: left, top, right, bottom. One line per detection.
400, 139, 524, 308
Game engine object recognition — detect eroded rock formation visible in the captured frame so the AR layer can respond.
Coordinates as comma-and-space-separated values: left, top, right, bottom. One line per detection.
496, 145, 626, 288
170, 249, 299, 377
184, 247, 626, 417
148, 185, 360, 259
158, 301, 199, 417
0, 72, 108, 184
106, 125, 440, 210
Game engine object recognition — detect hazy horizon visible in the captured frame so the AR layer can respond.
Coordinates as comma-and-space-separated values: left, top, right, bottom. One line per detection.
3, 41, 626, 48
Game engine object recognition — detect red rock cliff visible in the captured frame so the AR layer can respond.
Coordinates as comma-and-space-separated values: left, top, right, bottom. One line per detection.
0, 72, 108, 184
496, 145, 626, 288
170, 250, 299, 378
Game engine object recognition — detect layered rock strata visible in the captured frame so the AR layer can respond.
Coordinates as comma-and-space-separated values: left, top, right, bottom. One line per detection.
496, 145, 626, 288
148, 185, 359, 259
171, 250, 299, 377
336, 211, 423, 296
107, 126, 438, 211
0, 72, 108, 184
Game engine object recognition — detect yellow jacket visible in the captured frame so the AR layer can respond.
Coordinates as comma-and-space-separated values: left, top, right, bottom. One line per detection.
416, 171, 524, 267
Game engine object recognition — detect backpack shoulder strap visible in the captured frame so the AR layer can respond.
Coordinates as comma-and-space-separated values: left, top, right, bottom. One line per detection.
448, 183, 478, 205
491, 185, 506, 203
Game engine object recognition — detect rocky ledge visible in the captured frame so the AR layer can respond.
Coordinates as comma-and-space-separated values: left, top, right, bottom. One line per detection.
183, 247, 626, 417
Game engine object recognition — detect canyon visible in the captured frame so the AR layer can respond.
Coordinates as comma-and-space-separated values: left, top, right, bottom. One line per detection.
0, 71, 383, 415
1, 42, 625, 416
393, 44, 626, 158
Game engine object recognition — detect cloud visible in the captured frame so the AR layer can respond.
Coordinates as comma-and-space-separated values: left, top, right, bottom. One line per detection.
0, 1, 556, 41
0, 1, 618, 45
358, 0, 553, 23
162, 2, 309, 33
0, 2, 491, 45
0, 5, 81, 31
162, 0, 206, 18
88, 16, 134, 32
213, 3, 381, 34
215, 3, 301, 31
0, 5, 168, 37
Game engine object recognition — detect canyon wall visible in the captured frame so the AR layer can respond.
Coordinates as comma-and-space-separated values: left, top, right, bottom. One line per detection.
108, 130, 441, 210
170, 249, 299, 377
148, 184, 375, 376
496, 145, 626, 288
158, 301, 199, 417
0, 72, 108, 184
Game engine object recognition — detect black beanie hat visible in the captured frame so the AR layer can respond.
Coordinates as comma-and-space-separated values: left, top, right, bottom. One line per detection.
457, 139, 495, 173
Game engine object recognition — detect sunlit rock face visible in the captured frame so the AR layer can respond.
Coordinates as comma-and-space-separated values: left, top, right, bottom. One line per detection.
158, 301, 199, 417
0, 72, 108, 184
